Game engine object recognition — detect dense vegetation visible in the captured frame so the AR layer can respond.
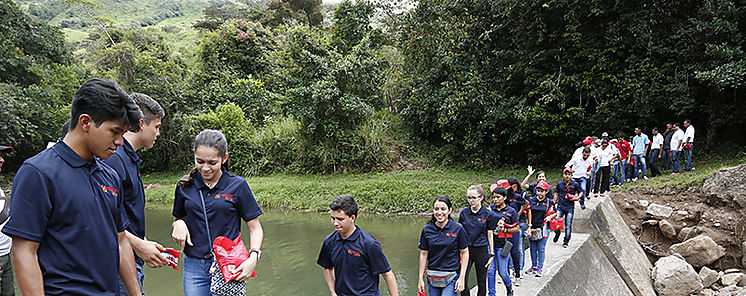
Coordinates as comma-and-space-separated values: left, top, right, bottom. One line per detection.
1, 0, 745, 176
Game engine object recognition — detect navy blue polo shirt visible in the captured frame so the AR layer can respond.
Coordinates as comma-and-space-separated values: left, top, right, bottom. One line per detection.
418, 220, 469, 272
528, 196, 555, 229
172, 169, 263, 259
3, 141, 127, 295
103, 139, 146, 240
555, 180, 581, 210
528, 184, 553, 201
507, 192, 528, 222
316, 226, 391, 296
489, 205, 518, 248
457, 206, 497, 248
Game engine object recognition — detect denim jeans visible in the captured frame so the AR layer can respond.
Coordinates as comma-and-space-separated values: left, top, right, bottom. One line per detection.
507, 223, 526, 277
573, 177, 587, 205
528, 227, 548, 270
684, 143, 694, 172
118, 259, 145, 296
661, 148, 671, 170
649, 149, 661, 177
428, 272, 460, 296
671, 150, 681, 173
0, 253, 13, 296
614, 162, 626, 185
183, 255, 216, 296
556, 207, 574, 245
633, 154, 647, 179
487, 247, 511, 296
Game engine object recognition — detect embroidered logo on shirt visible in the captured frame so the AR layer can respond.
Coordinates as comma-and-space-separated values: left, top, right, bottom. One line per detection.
214, 193, 234, 201
445, 232, 458, 237
347, 249, 361, 257
477, 218, 487, 223
100, 185, 118, 197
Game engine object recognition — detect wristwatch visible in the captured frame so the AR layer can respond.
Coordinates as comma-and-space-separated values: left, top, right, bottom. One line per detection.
249, 248, 262, 260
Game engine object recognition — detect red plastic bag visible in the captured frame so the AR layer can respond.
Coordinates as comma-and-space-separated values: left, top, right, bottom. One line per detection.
212, 235, 256, 282
162, 248, 181, 271
549, 217, 564, 231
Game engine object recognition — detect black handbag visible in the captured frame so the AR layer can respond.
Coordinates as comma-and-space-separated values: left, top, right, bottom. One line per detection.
199, 190, 247, 296
500, 240, 513, 258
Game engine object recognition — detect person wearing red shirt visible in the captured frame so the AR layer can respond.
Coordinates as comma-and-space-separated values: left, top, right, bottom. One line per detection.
614, 134, 631, 186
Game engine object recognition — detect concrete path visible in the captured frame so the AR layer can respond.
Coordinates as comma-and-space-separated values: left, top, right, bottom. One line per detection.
470, 194, 615, 296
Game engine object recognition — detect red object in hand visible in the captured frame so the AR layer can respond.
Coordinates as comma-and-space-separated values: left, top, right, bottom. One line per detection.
565, 194, 576, 200
213, 235, 256, 282
417, 291, 427, 296
162, 248, 181, 271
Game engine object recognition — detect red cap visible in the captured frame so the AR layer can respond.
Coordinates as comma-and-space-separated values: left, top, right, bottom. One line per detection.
563, 167, 573, 174
537, 181, 549, 191
496, 179, 510, 189
583, 136, 593, 145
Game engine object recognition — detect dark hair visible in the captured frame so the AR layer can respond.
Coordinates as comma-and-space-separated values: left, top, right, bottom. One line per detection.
330, 195, 358, 218
684, 119, 691, 124
492, 187, 507, 197
673, 123, 681, 127
652, 127, 659, 132
617, 133, 625, 139
428, 195, 453, 225
179, 129, 230, 186
507, 177, 522, 194
130, 93, 165, 124
536, 171, 546, 178
60, 119, 71, 139
582, 147, 591, 153
69, 78, 142, 133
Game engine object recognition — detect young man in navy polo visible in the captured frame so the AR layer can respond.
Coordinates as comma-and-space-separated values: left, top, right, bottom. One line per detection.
103, 93, 168, 295
552, 168, 582, 248
3, 78, 143, 295
317, 195, 399, 296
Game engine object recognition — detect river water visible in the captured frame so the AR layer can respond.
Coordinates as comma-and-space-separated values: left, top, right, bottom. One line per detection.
141, 205, 429, 295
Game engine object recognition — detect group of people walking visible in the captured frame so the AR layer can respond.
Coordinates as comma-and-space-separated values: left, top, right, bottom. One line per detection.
0, 77, 697, 296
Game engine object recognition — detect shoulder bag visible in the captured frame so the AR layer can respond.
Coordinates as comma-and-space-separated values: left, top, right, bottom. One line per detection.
199, 190, 247, 296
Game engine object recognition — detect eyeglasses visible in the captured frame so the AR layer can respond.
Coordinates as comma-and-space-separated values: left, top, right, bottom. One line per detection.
467, 195, 482, 200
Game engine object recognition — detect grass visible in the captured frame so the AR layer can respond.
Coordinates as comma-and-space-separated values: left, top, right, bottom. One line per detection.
142, 167, 562, 213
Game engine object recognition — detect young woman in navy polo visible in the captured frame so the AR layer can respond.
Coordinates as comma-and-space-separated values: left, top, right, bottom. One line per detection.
521, 166, 554, 199
418, 196, 470, 296
525, 181, 557, 277
487, 187, 519, 296
171, 129, 264, 296
457, 185, 496, 296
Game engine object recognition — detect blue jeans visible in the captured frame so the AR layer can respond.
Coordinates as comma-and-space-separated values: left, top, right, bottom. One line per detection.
573, 177, 587, 205
556, 207, 574, 245
507, 223, 526, 277
487, 247, 511, 296
528, 227, 548, 270
633, 154, 647, 179
614, 162, 626, 185
684, 143, 693, 172
661, 148, 671, 170
649, 149, 661, 177
428, 272, 460, 296
183, 255, 216, 296
118, 260, 145, 296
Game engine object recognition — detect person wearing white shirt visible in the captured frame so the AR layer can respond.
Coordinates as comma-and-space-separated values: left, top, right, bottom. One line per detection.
683, 119, 695, 172
649, 128, 664, 177
0, 145, 14, 295
670, 123, 685, 175
565, 147, 593, 209
592, 140, 615, 197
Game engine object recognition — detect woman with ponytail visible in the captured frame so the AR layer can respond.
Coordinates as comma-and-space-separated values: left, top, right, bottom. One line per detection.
457, 186, 496, 296
171, 129, 264, 295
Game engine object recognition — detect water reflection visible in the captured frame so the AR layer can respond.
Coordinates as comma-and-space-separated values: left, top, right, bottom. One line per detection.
142, 205, 426, 295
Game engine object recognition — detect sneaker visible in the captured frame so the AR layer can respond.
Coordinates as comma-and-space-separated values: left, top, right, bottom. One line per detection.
553, 231, 560, 243
562, 243, 568, 248
670, 173, 679, 175
506, 285, 514, 296
594, 193, 599, 198
643, 176, 649, 180
525, 267, 536, 275
514, 277, 521, 287
581, 204, 586, 210
632, 178, 638, 182
535, 268, 543, 277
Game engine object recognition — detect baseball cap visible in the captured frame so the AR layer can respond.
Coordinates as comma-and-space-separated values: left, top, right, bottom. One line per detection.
496, 179, 510, 189
583, 136, 592, 145
563, 167, 573, 174
0, 146, 13, 152
601, 132, 609, 137
537, 181, 549, 191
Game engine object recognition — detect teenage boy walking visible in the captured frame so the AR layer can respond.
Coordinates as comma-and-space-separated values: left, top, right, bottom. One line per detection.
670, 123, 685, 175
3, 79, 143, 295
631, 128, 650, 181
649, 128, 664, 177
103, 93, 168, 295
317, 195, 399, 296
0, 145, 14, 296
683, 119, 695, 172
662, 123, 673, 170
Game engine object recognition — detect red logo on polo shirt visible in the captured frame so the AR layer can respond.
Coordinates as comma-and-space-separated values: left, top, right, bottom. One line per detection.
445, 233, 458, 237
347, 249, 361, 257
477, 218, 487, 223
100, 185, 118, 197
214, 194, 234, 201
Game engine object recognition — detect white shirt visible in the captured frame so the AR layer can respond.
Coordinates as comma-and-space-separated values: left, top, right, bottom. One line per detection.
566, 156, 593, 178
596, 146, 615, 167
684, 125, 695, 143
652, 133, 664, 150
609, 144, 620, 164
0, 186, 11, 256
671, 129, 685, 151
